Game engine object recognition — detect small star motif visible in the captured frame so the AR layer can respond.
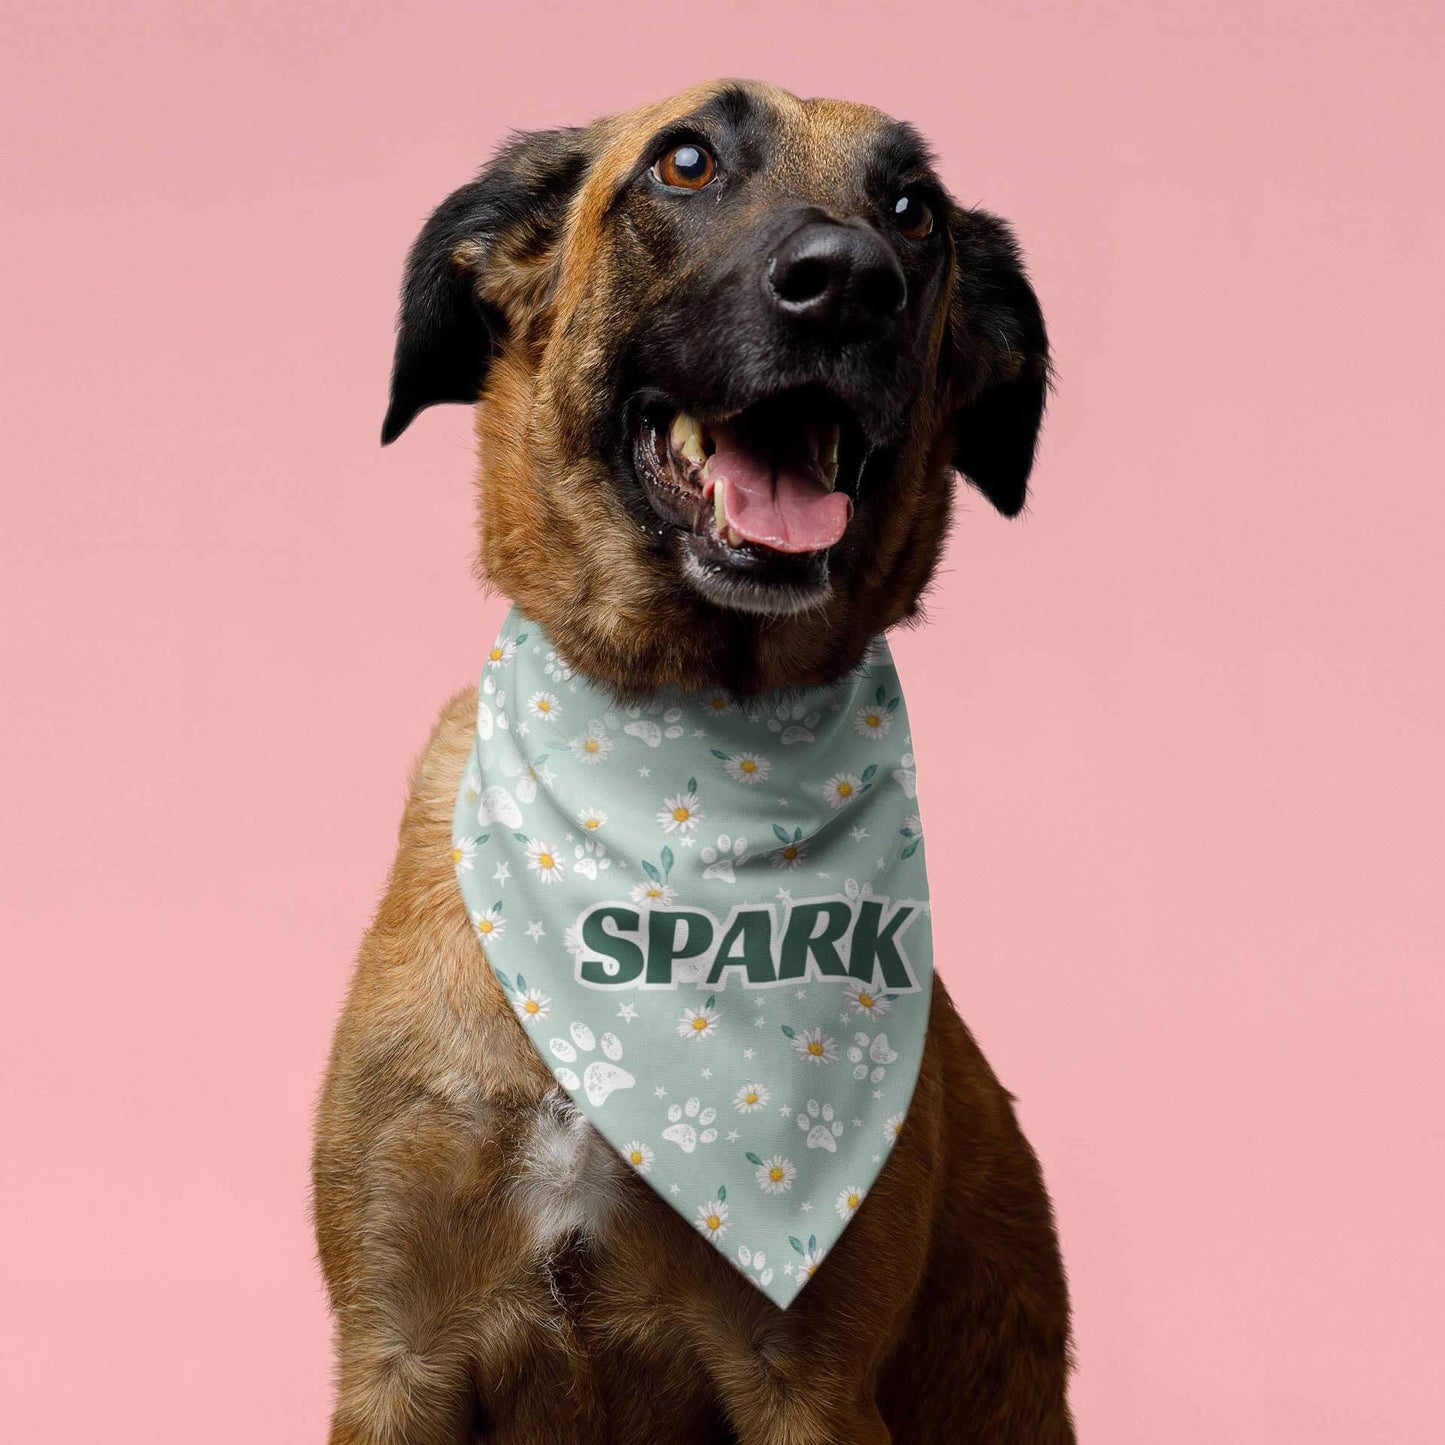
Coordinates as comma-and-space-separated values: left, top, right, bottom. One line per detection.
839, 1014, 851, 1025
875, 857, 886, 871
492, 861, 511, 884
872, 1089, 883, 1100
692, 728, 708, 738
701, 1067, 713, 1079
680, 837, 695, 848
799, 1202, 813, 1213
725, 1128, 741, 1142
776, 796, 790, 806
784, 1262, 795, 1276
779, 1103, 793, 1117
669, 1182, 680, 1195
515, 721, 529, 737
775, 887, 793, 903
753, 1016, 766, 1028
638, 766, 651, 777
525, 921, 545, 941
795, 988, 807, 1000
564, 831, 575, 842
873, 1153, 882, 1163
617, 1003, 638, 1023
852, 1118, 863, 1128
743, 1047, 755, 1060
653, 1086, 668, 1098
849, 826, 870, 842
755, 998, 766, 1008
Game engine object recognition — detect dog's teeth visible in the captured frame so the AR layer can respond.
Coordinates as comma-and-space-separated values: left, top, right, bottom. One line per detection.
670, 411, 707, 466
822, 423, 840, 491
725, 525, 744, 547
713, 476, 727, 530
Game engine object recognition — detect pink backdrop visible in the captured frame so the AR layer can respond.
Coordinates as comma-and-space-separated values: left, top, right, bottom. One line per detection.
3, 2, 1442, 1439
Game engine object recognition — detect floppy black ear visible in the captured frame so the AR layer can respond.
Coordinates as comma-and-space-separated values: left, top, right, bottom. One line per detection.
947, 209, 1051, 517
381, 128, 591, 445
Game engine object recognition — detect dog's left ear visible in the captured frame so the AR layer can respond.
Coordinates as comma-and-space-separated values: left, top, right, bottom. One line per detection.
381, 127, 592, 445
945, 208, 1051, 517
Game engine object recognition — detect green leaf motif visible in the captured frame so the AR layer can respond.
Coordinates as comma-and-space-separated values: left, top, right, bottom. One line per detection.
746, 1152, 764, 1166
512, 832, 528, 843
710, 749, 730, 761
773, 824, 792, 844
515, 973, 527, 991
687, 776, 698, 794
717, 1185, 727, 1202
860, 764, 878, 784
493, 969, 514, 994
780, 1024, 797, 1039
660, 846, 675, 876
789, 1235, 805, 1255
808, 1233, 817, 1252
641, 860, 661, 883
901, 839, 921, 859
875, 684, 886, 705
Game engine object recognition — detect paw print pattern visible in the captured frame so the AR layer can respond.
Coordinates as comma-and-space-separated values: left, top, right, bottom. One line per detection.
847, 1032, 898, 1084
548, 1021, 635, 1108
767, 702, 823, 745
700, 834, 749, 883
571, 836, 611, 879
663, 1096, 718, 1153
797, 1099, 845, 1152
735, 1244, 774, 1288
610, 702, 687, 748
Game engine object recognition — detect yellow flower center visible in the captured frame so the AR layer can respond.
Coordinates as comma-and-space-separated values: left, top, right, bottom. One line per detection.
584, 737, 600, 752
866, 714, 880, 727
857, 992, 874, 1009
740, 758, 757, 773
783, 846, 798, 860
524, 999, 540, 1015
538, 852, 555, 870
847, 1193, 860, 1209
837, 781, 854, 798
629, 1150, 643, 1165
673, 806, 691, 822
489, 647, 503, 661
706, 1214, 721, 1231
479, 920, 493, 934
586, 817, 601, 829
692, 1015, 710, 1031
452, 847, 463, 864
538, 700, 551, 712
710, 698, 726, 710
745, 1092, 759, 1105
807, 1040, 825, 1057
769, 1167, 785, 1182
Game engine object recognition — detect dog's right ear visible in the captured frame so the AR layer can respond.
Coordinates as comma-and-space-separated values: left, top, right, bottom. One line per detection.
381, 128, 591, 445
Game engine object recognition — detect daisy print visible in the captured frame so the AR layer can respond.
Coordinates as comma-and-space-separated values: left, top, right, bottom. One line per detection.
884, 1110, 907, 1145
471, 905, 505, 942
714, 749, 771, 785
623, 1140, 654, 1175
577, 807, 607, 833
512, 985, 552, 1026
733, 1082, 771, 1114
769, 824, 809, 870
484, 639, 517, 669
695, 1193, 730, 1241
527, 690, 561, 721
629, 879, 678, 906
845, 980, 892, 1019
657, 779, 704, 838
836, 1185, 866, 1221
899, 811, 924, 859
823, 771, 864, 809
678, 998, 721, 1042
795, 1241, 827, 1283
701, 690, 736, 717
567, 723, 613, 765
854, 684, 900, 740
748, 1152, 797, 1195
451, 836, 477, 872
524, 838, 566, 884
784, 1025, 838, 1066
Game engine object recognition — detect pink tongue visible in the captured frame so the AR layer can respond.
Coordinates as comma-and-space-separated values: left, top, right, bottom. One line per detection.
707, 422, 852, 554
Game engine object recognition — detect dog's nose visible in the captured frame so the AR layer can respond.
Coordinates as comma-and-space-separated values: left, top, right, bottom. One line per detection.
766, 221, 907, 335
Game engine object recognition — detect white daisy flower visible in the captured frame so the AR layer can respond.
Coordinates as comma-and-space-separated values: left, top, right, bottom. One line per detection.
733, 1083, 771, 1114
695, 1199, 730, 1241
797, 1244, 827, 1281
463, 765, 480, 802
484, 639, 517, 668
678, 1002, 721, 1041
854, 706, 893, 739
629, 881, 678, 906
527, 690, 561, 720
884, 1110, 907, 1144
577, 807, 607, 832
524, 838, 565, 884
471, 906, 505, 941
770, 839, 809, 870
451, 836, 477, 872
623, 1140, 654, 1174
755, 1155, 797, 1195
845, 980, 892, 1019
567, 724, 613, 765
823, 773, 862, 809
903, 811, 923, 836
835, 1185, 866, 1220
792, 1027, 838, 1065
702, 690, 736, 716
657, 790, 704, 837
723, 752, 771, 784
512, 987, 551, 1025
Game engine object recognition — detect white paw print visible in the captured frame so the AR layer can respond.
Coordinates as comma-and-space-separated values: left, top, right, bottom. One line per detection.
662, 1096, 718, 1153
700, 833, 749, 883
735, 1243, 774, 1288
548, 1021, 634, 1107
571, 837, 611, 879
767, 701, 822, 745
847, 1032, 898, 1083
797, 1099, 845, 1152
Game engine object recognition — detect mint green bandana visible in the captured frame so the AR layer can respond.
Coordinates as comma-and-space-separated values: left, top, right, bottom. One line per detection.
452, 610, 932, 1307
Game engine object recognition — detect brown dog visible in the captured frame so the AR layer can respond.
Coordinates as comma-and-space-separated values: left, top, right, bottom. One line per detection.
314, 80, 1073, 1443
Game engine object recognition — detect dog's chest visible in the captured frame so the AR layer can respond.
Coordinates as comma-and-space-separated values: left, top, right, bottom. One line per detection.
510, 1091, 629, 1252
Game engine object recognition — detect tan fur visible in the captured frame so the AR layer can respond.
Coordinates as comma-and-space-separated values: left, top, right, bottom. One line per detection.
316, 81, 1073, 1442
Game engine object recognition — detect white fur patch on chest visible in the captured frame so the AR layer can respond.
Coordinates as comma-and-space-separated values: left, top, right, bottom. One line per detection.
510, 1090, 627, 1252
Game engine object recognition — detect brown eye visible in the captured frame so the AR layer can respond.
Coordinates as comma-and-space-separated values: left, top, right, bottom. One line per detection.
892, 192, 934, 240
653, 143, 717, 190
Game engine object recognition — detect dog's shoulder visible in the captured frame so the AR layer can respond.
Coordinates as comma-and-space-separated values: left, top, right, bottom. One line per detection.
398, 686, 478, 848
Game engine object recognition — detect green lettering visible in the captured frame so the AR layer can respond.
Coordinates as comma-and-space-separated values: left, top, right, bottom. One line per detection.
847, 900, 917, 989
778, 901, 852, 981
578, 906, 644, 985
647, 909, 714, 986
707, 908, 777, 985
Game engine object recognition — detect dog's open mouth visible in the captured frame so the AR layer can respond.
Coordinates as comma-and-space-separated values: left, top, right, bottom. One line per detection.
630, 388, 867, 615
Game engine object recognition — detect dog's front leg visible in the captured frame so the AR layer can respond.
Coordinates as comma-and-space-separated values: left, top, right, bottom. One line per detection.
711, 1357, 892, 1445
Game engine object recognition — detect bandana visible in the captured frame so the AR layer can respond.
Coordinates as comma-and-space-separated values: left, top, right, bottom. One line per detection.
452, 609, 932, 1307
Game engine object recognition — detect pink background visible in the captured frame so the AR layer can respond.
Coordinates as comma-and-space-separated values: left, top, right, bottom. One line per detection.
3, 2, 1442, 1439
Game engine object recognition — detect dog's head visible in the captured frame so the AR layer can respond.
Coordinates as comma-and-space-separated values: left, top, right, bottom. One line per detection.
384, 81, 1049, 692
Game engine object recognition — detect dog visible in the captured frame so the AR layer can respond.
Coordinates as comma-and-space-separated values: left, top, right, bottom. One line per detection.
314, 79, 1073, 1443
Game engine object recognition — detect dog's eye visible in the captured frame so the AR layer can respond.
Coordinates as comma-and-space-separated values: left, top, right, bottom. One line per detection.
653, 144, 717, 190
891, 192, 934, 240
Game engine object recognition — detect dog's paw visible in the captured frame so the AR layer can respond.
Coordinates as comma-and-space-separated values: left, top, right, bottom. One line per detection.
797, 1099, 844, 1152
662, 1095, 719, 1152
548, 1021, 634, 1107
